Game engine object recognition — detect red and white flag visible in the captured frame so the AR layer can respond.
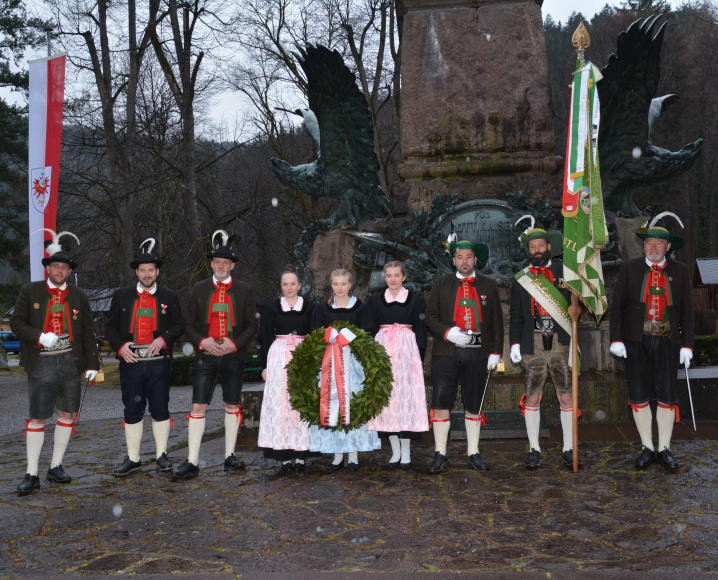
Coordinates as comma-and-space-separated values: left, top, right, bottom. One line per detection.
28, 55, 66, 281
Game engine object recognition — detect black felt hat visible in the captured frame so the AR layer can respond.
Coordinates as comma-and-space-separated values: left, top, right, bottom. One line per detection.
39, 229, 79, 269
207, 229, 238, 262
130, 238, 164, 269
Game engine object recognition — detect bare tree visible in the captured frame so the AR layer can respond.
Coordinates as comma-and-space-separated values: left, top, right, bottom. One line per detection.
47, 0, 160, 281
147, 0, 233, 276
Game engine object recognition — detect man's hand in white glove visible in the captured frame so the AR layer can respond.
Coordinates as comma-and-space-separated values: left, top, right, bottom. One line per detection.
446, 327, 471, 346
509, 344, 522, 364
38, 332, 59, 348
609, 341, 627, 358
85, 369, 99, 382
679, 347, 693, 368
487, 354, 501, 371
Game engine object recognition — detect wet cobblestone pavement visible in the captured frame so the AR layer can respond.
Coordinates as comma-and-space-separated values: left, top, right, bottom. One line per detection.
1, 409, 717, 578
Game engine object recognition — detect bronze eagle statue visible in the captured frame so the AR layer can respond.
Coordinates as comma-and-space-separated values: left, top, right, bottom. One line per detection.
271, 44, 390, 226
598, 15, 703, 216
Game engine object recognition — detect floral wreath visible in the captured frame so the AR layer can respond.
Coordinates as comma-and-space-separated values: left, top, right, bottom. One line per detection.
286, 320, 393, 431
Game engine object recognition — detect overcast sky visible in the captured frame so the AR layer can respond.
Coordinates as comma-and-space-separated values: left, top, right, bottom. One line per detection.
541, 0, 682, 23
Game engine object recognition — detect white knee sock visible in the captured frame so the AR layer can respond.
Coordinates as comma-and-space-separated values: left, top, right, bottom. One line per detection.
400, 438, 411, 464
50, 419, 74, 468
224, 408, 241, 458
347, 451, 358, 464
124, 419, 144, 463
388, 435, 400, 462
152, 419, 171, 458
656, 403, 676, 452
187, 414, 205, 465
26, 422, 45, 476
524, 407, 541, 452
432, 418, 451, 455
465, 417, 481, 456
560, 408, 575, 452
331, 453, 344, 465
631, 403, 654, 451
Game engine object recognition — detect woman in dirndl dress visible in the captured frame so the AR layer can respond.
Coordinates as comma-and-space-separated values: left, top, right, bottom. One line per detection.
367, 260, 429, 469
257, 266, 315, 472
309, 268, 379, 472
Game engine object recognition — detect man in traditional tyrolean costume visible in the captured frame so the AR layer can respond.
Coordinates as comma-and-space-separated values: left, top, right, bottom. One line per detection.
106, 239, 184, 476
509, 219, 576, 469
425, 240, 503, 473
11, 230, 100, 495
610, 214, 694, 472
172, 230, 257, 480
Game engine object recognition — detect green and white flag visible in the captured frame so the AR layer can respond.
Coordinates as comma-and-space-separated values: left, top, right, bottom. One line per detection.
561, 61, 608, 321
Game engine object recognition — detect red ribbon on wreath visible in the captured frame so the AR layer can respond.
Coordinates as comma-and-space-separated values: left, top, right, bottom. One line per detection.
319, 326, 355, 427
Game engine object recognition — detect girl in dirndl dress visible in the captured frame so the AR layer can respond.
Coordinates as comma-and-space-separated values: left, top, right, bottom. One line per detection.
367, 260, 429, 468
309, 268, 379, 472
257, 266, 315, 472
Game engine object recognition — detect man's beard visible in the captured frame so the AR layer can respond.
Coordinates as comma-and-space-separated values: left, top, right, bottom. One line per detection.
529, 252, 549, 267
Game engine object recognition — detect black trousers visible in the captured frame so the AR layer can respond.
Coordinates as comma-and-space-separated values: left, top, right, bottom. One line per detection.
431, 348, 489, 415
120, 358, 171, 423
624, 335, 680, 404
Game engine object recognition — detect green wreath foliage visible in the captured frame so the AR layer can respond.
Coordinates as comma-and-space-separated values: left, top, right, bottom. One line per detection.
286, 320, 393, 431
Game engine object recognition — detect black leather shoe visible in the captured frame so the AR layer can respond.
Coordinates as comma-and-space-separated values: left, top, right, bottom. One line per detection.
428, 452, 450, 474
634, 447, 656, 469
526, 449, 542, 469
155, 453, 172, 472
657, 449, 680, 472
399, 462, 412, 470
171, 459, 199, 480
113, 457, 142, 477
224, 454, 245, 472
562, 450, 582, 469
387, 460, 400, 469
294, 461, 306, 472
327, 461, 344, 473
468, 452, 489, 470
280, 462, 294, 473
17, 474, 40, 496
46, 465, 72, 483
347, 462, 359, 471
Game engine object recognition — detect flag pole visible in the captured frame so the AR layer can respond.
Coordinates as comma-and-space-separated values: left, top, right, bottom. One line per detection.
570, 293, 580, 473
568, 22, 590, 474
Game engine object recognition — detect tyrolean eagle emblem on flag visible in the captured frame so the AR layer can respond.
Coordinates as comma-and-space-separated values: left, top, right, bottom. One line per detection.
31, 166, 52, 213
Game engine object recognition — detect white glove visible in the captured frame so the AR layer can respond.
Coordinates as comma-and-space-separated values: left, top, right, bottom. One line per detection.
679, 348, 693, 368
609, 342, 627, 358
487, 353, 501, 371
85, 370, 98, 382
39, 332, 59, 348
509, 344, 522, 364
446, 327, 471, 346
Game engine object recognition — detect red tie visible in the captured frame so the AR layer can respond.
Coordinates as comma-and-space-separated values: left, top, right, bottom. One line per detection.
529, 266, 554, 283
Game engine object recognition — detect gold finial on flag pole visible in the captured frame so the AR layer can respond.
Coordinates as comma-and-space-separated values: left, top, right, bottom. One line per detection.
572, 22, 590, 65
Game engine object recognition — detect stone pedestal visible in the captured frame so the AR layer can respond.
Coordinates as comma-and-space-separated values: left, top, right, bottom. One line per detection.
307, 229, 370, 300
397, 0, 562, 210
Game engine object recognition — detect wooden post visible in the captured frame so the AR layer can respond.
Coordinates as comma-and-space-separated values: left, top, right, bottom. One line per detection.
570, 292, 580, 473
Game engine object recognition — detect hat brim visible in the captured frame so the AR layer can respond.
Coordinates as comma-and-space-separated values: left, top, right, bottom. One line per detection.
130, 257, 164, 269
635, 228, 684, 251
207, 250, 239, 262
520, 230, 563, 253
449, 242, 489, 268
42, 256, 77, 269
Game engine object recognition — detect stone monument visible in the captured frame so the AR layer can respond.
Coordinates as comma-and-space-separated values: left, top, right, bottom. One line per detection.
396, 0, 562, 210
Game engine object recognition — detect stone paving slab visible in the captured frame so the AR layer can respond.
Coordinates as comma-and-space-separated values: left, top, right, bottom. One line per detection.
1, 412, 717, 578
